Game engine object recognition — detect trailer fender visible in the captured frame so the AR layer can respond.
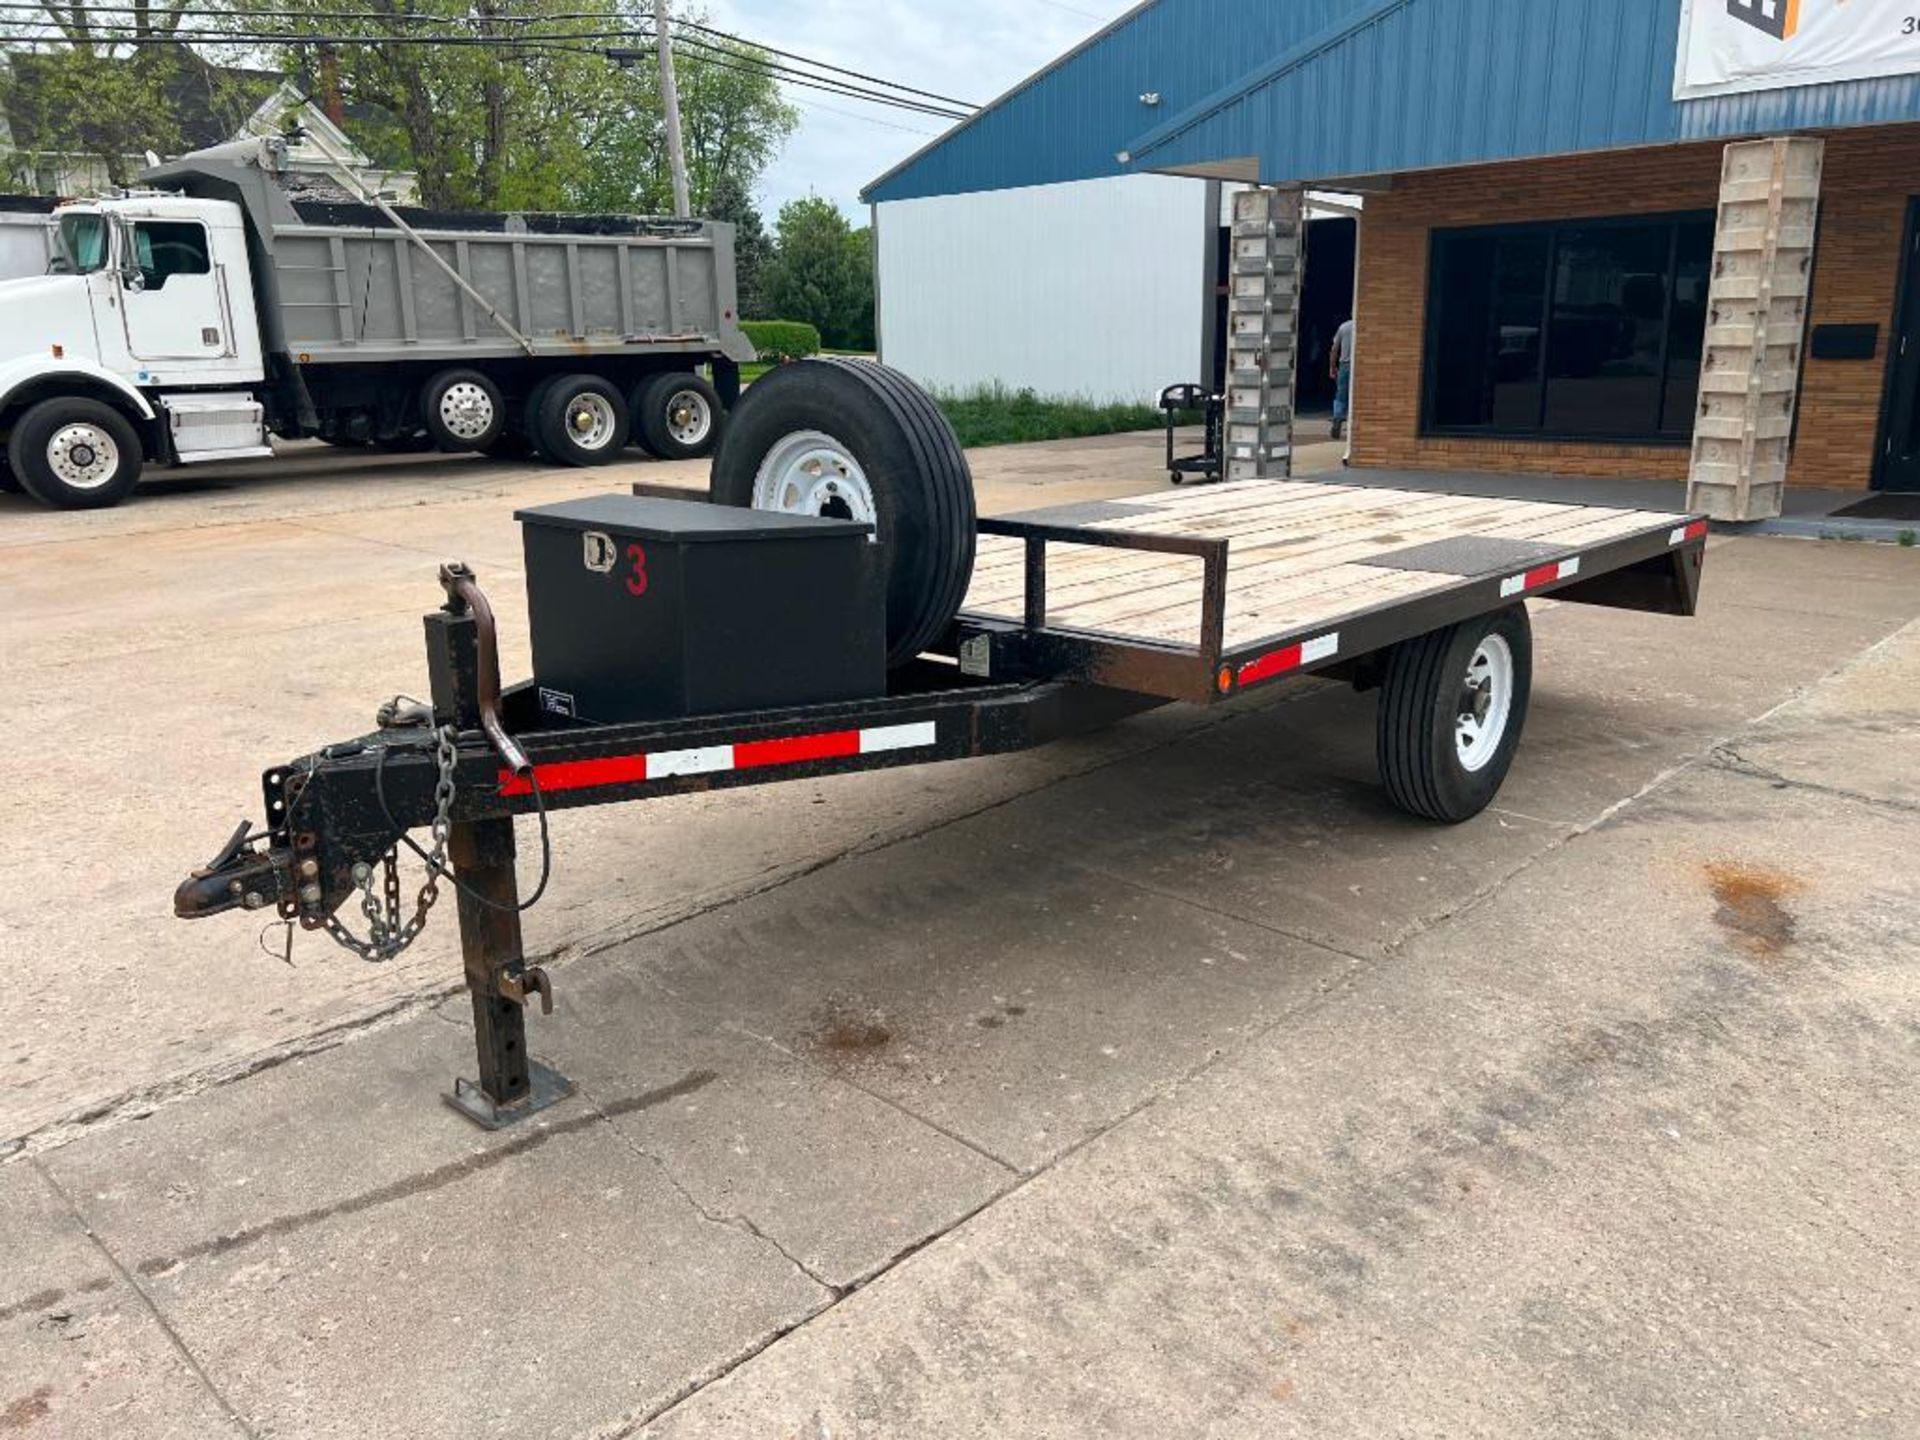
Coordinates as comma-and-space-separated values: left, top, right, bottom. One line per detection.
0, 356, 157, 425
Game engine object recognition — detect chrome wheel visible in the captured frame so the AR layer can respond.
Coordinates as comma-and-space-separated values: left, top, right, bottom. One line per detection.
750, 429, 876, 533
664, 388, 713, 447
46, 423, 120, 491
561, 392, 618, 452
1455, 633, 1515, 774
436, 381, 496, 442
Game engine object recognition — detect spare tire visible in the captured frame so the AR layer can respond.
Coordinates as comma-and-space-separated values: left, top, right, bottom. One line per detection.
709, 359, 974, 667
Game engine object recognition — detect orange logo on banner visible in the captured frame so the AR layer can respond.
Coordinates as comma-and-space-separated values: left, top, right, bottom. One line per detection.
1726, 0, 1803, 41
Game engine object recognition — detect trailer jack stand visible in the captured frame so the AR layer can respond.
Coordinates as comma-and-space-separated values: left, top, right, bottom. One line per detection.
439, 812, 575, 1130
424, 589, 574, 1130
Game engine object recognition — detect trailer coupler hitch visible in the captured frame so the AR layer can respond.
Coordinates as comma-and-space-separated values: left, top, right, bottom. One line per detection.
174, 818, 295, 920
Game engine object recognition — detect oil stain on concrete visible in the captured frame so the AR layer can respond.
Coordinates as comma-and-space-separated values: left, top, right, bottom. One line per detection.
1704, 861, 1803, 958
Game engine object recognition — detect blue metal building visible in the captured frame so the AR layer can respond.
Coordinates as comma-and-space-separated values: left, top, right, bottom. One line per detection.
866, 0, 1920, 497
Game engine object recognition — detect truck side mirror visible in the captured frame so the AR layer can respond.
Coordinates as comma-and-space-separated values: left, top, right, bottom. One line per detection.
109, 215, 144, 291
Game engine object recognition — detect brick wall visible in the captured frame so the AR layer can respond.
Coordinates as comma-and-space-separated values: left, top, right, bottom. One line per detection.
1351, 127, 1920, 490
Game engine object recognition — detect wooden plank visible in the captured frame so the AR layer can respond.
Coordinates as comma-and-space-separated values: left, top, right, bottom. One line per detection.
1040, 495, 1552, 633
963, 484, 1689, 643
968, 487, 1508, 594
1044, 503, 1674, 643
961, 490, 1493, 618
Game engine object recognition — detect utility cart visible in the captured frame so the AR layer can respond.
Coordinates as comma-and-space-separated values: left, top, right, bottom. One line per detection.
175, 360, 1707, 1129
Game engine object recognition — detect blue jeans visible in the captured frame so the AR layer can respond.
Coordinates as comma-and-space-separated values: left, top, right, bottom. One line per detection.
1333, 362, 1352, 423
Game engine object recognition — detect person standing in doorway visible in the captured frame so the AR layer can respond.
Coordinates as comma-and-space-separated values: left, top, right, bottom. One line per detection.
1329, 314, 1354, 441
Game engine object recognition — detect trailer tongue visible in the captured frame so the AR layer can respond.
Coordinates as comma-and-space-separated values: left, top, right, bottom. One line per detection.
174, 361, 1707, 1130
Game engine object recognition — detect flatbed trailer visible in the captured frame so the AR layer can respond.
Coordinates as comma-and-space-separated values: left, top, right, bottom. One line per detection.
176, 465, 1706, 1129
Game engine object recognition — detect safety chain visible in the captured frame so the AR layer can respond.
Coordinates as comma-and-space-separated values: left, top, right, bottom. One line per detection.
321, 725, 459, 962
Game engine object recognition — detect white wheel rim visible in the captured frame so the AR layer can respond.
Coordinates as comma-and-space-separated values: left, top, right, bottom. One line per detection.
750, 430, 876, 537
1455, 633, 1515, 774
562, 392, 618, 451
437, 381, 495, 441
664, 389, 712, 446
47, 423, 119, 490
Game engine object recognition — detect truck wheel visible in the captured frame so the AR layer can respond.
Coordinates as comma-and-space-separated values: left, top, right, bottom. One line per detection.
8, 397, 144, 509
1377, 605, 1532, 823
633, 372, 722, 459
536, 375, 629, 466
710, 358, 976, 668
421, 369, 505, 452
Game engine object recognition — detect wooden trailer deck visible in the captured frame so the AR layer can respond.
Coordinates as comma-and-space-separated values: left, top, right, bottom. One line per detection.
954, 479, 1707, 704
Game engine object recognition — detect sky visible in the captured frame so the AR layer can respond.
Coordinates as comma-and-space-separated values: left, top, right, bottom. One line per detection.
701, 0, 1140, 221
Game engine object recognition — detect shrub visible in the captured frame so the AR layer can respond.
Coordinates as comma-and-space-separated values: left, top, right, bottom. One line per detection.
740, 319, 821, 362
935, 384, 1186, 448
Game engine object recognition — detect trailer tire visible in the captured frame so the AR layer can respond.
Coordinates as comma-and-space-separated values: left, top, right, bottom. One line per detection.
633, 371, 722, 459
1377, 604, 1532, 824
535, 374, 629, 466
421, 369, 506, 451
8, 396, 144, 509
710, 358, 976, 668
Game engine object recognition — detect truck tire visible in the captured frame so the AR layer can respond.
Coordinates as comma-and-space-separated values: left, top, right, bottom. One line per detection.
8, 397, 144, 509
709, 358, 975, 668
421, 369, 505, 452
633, 371, 722, 459
535, 374, 629, 466
1377, 605, 1532, 823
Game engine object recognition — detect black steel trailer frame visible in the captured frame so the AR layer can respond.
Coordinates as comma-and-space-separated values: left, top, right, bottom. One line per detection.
176, 494, 1707, 1129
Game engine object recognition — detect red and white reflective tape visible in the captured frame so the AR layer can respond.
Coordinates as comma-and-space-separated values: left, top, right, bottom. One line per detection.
1669, 519, 1709, 545
1237, 630, 1340, 687
498, 720, 937, 797
1499, 557, 1580, 599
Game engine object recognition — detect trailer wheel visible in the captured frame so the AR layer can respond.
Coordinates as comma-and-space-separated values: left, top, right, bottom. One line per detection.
8, 397, 144, 509
535, 375, 629, 466
633, 371, 722, 459
710, 358, 976, 667
1377, 605, 1532, 824
421, 369, 505, 451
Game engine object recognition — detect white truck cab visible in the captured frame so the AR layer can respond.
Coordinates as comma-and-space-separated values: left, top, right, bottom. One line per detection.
0, 192, 271, 506
0, 135, 752, 509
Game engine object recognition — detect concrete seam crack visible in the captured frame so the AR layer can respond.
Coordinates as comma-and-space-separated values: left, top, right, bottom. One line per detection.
1708, 743, 1920, 814
29, 1158, 260, 1440
570, 1078, 839, 1294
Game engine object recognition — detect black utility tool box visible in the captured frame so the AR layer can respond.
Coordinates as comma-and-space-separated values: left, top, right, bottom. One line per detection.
515, 494, 883, 724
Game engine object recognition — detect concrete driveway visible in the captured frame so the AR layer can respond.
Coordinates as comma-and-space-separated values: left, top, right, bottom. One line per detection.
1, 433, 1916, 1438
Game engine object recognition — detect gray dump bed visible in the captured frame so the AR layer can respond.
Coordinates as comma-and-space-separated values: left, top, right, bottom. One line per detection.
140, 138, 754, 368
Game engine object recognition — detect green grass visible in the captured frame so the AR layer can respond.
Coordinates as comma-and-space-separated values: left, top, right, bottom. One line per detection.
934, 384, 1178, 449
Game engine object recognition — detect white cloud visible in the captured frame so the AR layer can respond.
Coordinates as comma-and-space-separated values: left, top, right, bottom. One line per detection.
699, 0, 1137, 221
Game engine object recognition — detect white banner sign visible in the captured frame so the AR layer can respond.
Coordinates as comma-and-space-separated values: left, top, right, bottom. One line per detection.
1675, 0, 1920, 99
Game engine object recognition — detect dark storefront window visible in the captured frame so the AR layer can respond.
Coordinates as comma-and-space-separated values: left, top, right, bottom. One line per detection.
1423, 213, 1714, 443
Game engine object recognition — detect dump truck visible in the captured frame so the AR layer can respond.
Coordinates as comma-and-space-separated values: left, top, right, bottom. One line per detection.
0, 135, 754, 508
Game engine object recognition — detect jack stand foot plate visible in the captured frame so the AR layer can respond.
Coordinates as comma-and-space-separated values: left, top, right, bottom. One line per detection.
444, 1060, 576, 1130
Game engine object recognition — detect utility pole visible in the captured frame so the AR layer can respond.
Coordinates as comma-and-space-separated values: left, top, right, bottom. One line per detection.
654, 0, 691, 218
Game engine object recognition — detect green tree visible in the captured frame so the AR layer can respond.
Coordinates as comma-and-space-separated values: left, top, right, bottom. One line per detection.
707, 170, 772, 317
763, 196, 873, 351
571, 31, 797, 215
0, 1, 215, 188
234, 0, 630, 211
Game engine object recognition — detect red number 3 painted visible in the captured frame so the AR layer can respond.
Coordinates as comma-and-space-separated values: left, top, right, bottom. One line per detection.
625, 542, 648, 597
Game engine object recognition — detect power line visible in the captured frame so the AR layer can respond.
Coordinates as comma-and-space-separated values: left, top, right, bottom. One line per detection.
662, 32, 970, 118
606, 45, 969, 120
787, 94, 940, 138
0, 2, 980, 108
672, 16, 978, 110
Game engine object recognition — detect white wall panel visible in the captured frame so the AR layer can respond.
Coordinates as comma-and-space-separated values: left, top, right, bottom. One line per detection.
875, 174, 1207, 405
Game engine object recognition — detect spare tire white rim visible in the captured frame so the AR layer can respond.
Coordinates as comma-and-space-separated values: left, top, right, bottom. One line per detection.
1455, 633, 1514, 773
438, 382, 495, 441
751, 429, 876, 536
48, 422, 119, 489
664, 388, 713, 446
564, 392, 618, 451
